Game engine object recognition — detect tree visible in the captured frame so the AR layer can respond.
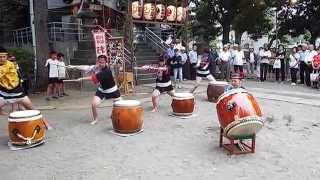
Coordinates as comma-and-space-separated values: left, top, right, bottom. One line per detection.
277, 0, 320, 45
0, 0, 29, 42
193, 0, 273, 44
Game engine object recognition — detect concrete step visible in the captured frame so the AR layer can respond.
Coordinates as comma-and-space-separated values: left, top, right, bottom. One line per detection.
137, 78, 156, 85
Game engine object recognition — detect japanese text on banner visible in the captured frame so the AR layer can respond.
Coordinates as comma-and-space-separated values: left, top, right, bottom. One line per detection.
93, 32, 107, 58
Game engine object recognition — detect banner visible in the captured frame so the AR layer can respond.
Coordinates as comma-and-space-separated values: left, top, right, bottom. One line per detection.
93, 31, 107, 58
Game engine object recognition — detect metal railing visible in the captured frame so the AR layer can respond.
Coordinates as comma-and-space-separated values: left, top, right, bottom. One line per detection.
145, 27, 169, 52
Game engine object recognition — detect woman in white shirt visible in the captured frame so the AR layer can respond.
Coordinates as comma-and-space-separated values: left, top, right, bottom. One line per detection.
233, 45, 245, 77
289, 47, 300, 85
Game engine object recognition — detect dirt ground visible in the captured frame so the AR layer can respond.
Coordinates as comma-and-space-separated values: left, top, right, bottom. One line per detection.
0, 81, 320, 180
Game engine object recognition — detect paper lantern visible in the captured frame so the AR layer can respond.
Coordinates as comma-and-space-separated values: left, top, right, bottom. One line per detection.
155, 4, 166, 20
132, 1, 142, 19
177, 7, 186, 22
144, 3, 156, 20
166, 5, 177, 22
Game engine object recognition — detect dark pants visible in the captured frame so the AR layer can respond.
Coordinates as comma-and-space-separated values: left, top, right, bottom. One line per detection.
183, 61, 191, 80
280, 59, 285, 81
260, 63, 268, 81
275, 68, 280, 81
234, 65, 243, 73
190, 63, 197, 80
300, 61, 311, 86
290, 68, 298, 83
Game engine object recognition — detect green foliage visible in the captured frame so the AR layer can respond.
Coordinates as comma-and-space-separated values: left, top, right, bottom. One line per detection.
0, 0, 29, 41
7, 48, 34, 77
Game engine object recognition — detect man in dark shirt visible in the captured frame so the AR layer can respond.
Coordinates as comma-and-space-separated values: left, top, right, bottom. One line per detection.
70, 55, 121, 125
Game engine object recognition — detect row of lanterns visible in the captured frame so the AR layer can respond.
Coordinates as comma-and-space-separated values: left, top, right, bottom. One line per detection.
132, 1, 187, 22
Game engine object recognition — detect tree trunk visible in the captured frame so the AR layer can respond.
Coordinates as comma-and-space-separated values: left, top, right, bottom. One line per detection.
222, 23, 230, 44
33, 0, 49, 90
310, 33, 317, 46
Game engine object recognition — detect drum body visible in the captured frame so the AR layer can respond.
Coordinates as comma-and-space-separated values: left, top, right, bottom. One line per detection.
8, 110, 46, 146
171, 93, 195, 116
166, 5, 177, 22
156, 4, 165, 20
216, 89, 263, 138
207, 81, 229, 103
111, 100, 144, 134
132, 1, 142, 19
176, 7, 186, 22
144, 3, 156, 20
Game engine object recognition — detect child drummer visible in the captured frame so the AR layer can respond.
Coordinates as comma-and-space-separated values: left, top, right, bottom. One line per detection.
0, 47, 52, 129
190, 49, 216, 93
68, 55, 121, 125
143, 57, 175, 112
225, 73, 245, 91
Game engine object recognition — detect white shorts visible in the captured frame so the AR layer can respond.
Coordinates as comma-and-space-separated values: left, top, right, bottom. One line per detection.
152, 89, 175, 97
196, 75, 216, 84
0, 96, 27, 105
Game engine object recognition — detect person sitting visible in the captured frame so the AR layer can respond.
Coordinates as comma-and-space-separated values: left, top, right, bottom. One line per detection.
225, 73, 245, 91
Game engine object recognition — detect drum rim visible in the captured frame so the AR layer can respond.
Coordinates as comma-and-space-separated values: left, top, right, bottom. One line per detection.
113, 100, 141, 107
9, 110, 41, 119
224, 115, 264, 137
216, 88, 248, 104
173, 92, 194, 99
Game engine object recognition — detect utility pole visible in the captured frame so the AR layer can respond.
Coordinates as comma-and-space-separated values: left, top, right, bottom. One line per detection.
29, 0, 37, 86
32, 0, 50, 90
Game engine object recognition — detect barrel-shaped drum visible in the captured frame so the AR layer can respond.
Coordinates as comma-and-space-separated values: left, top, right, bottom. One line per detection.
207, 81, 229, 103
111, 100, 144, 134
166, 5, 177, 22
156, 4, 166, 20
144, 3, 156, 20
177, 7, 186, 22
171, 93, 195, 116
8, 110, 46, 146
216, 89, 263, 138
132, 1, 142, 19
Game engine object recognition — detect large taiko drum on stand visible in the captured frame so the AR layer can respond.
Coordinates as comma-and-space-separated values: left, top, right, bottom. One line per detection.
177, 7, 186, 22
144, 3, 156, 20
156, 4, 166, 20
216, 89, 263, 139
166, 5, 177, 22
132, 1, 142, 19
171, 93, 195, 116
207, 81, 229, 103
8, 110, 46, 146
111, 100, 144, 134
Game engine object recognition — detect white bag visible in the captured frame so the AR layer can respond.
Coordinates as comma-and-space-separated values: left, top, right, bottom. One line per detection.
310, 70, 319, 82
273, 59, 281, 69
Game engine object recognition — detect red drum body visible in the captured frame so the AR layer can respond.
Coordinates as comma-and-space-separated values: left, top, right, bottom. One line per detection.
156, 4, 165, 20
216, 89, 263, 138
177, 7, 186, 22
171, 93, 195, 116
132, 1, 142, 19
166, 5, 177, 22
8, 110, 46, 146
207, 81, 229, 103
144, 3, 156, 20
111, 100, 144, 134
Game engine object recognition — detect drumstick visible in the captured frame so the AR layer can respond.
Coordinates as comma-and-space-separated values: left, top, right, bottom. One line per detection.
63, 79, 80, 82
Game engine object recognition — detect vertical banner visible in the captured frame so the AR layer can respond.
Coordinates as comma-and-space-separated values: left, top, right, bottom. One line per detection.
93, 31, 107, 58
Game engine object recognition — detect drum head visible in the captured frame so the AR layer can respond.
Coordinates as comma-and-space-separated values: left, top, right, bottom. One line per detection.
114, 100, 141, 107
217, 88, 248, 104
225, 116, 264, 138
173, 93, 194, 100
9, 110, 42, 122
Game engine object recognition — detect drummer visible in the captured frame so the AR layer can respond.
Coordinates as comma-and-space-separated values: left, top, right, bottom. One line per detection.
146, 57, 175, 112
0, 47, 33, 112
68, 55, 121, 125
225, 73, 245, 91
0, 47, 52, 129
190, 48, 216, 93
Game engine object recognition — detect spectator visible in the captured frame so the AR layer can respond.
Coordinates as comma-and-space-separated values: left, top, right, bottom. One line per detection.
171, 49, 183, 88
304, 44, 317, 87
180, 48, 189, 80
299, 43, 308, 85
277, 45, 286, 82
57, 53, 68, 97
260, 45, 271, 82
232, 44, 245, 77
289, 46, 300, 86
249, 48, 255, 75
45, 51, 59, 101
188, 45, 198, 80
218, 44, 231, 81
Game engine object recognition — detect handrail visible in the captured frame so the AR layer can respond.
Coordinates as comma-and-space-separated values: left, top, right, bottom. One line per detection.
145, 27, 169, 52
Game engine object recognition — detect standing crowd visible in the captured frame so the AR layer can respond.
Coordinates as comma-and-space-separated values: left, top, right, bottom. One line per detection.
163, 42, 320, 89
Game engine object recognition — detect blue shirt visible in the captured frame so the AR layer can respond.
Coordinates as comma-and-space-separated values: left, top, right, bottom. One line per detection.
166, 48, 175, 58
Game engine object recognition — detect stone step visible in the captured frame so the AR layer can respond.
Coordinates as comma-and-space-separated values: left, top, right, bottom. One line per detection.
137, 78, 156, 85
